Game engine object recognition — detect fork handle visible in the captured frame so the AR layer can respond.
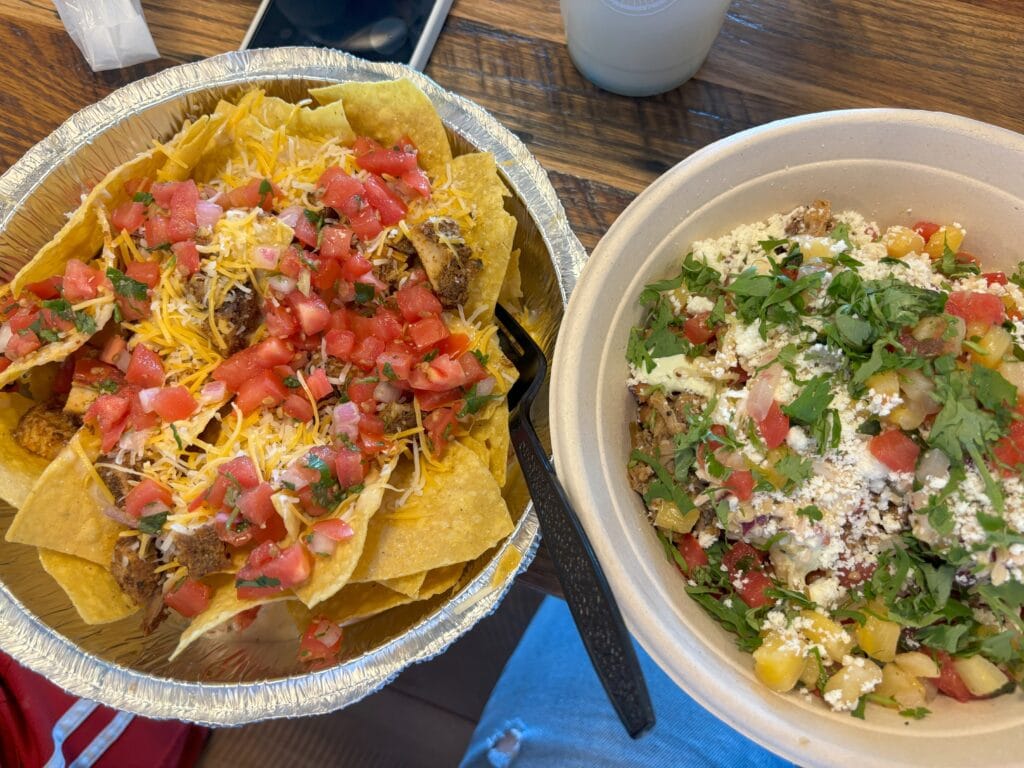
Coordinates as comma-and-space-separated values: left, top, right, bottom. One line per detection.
510, 411, 655, 738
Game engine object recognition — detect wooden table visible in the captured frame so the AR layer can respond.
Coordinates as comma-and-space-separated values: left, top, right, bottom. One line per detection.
2, 0, 1024, 597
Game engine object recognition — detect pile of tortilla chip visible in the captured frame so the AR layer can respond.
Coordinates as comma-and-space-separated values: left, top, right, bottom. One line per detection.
0, 79, 522, 664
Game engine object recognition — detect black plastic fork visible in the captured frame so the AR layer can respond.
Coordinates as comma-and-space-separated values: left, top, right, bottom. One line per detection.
494, 304, 655, 738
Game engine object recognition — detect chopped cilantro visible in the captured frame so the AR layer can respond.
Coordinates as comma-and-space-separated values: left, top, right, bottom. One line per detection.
283, 376, 301, 388
775, 454, 813, 487
259, 178, 273, 196
73, 311, 97, 335
354, 282, 375, 303
40, 298, 73, 318
782, 374, 833, 425
471, 348, 489, 367
899, 707, 930, 720
138, 511, 168, 535
303, 208, 324, 230
97, 379, 121, 394
851, 696, 867, 719
133, 191, 155, 205
236, 575, 281, 589
631, 450, 694, 515
936, 240, 980, 277
105, 267, 149, 300
382, 362, 397, 380
458, 384, 500, 417
422, 349, 438, 363
796, 504, 823, 521
170, 423, 184, 450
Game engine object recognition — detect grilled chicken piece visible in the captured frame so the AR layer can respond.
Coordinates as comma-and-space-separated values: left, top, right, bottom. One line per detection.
13, 404, 80, 460
173, 525, 229, 579
110, 537, 161, 608
187, 275, 261, 354
406, 217, 481, 307
64, 384, 99, 416
785, 199, 834, 237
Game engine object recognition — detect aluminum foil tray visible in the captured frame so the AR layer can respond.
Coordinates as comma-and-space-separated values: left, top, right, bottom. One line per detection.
0, 47, 585, 724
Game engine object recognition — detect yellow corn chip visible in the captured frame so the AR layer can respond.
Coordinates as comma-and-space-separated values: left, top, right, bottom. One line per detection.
39, 548, 138, 624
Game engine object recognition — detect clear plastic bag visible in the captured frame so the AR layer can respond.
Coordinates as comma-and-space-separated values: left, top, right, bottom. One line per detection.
52, 0, 160, 72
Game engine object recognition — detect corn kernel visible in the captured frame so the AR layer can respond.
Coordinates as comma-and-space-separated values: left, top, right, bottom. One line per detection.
924, 224, 966, 259
882, 226, 925, 258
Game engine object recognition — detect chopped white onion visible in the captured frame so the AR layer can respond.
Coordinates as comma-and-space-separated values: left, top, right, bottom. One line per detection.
117, 428, 149, 455
199, 380, 227, 404
297, 268, 312, 297
268, 275, 296, 294
318, 621, 343, 648
746, 363, 782, 421
277, 206, 304, 228
306, 530, 337, 557
916, 448, 951, 485
253, 245, 281, 270
102, 502, 137, 528
280, 467, 312, 491
138, 387, 161, 413
0, 323, 12, 355
476, 376, 496, 396
114, 350, 132, 373
195, 200, 224, 229
373, 381, 401, 403
331, 402, 361, 441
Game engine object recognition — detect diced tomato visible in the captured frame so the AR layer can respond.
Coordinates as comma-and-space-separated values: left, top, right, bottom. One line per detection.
395, 283, 442, 322
151, 386, 197, 422
123, 177, 151, 196
334, 447, 365, 488
377, 349, 414, 382
351, 336, 385, 370
945, 291, 1005, 326
124, 478, 173, 520
985, 272, 1008, 286
408, 354, 468, 392
164, 578, 212, 618
144, 215, 171, 249
348, 206, 382, 240
408, 315, 450, 351
125, 343, 164, 387
993, 420, 1024, 475
312, 257, 342, 295
439, 334, 471, 360
912, 221, 941, 241
167, 212, 197, 244
757, 400, 790, 450
325, 329, 356, 359
171, 240, 201, 277
722, 469, 755, 501
837, 561, 877, 588
400, 167, 431, 198
169, 180, 199, 220
735, 570, 774, 609
362, 174, 407, 225
72, 358, 120, 388
456, 351, 489, 385
932, 651, 974, 703
236, 542, 311, 600
340, 254, 373, 281
675, 534, 708, 573
415, 388, 461, 411
424, 407, 456, 457
683, 312, 715, 345
4, 326, 40, 360
306, 368, 333, 400
231, 606, 261, 632
283, 393, 315, 422
298, 616, 344, 664
115, 291, 152, 322
202, 455, 261, 511
723, 542, 766, 575
0, 359, 11, 373
24, 276, 62, 300
284, 290, 330, 335
149, 182, 176, 208
85, 393, 130, 452
225, 178, 278, 211
238, 482, 276, 526
869, 430, 920, 473
346, 379, 378, 406
353, 136, 420, 175
62, 259, 106, 303
293, 212, 320, 249
264, 299, 300, 338
262, 543, 312, 586
359, 413, 386, 437
38, 307, 73, 333
111, 201, 146, 233
319, 225, 352, 261
128, 388, 159, 431
319, 170, 365, 217
253, 337, 295, 368
278, 247, 304, 278
236, 370, 289, 415
213, 348, 262, 392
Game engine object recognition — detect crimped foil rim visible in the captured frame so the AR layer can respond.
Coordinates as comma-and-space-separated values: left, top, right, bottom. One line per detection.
0, 47, 584, 724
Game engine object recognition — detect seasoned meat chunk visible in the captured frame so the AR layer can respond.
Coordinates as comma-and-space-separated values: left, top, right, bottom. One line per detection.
97, 465, 133, 506
13, 404, 79, 460
379, 402, 416, 434
110, 537, 161, 607
173, 525, 229, 579
406, 217, 481, 307
187, 275, 261, 354
785, 199, 834, 237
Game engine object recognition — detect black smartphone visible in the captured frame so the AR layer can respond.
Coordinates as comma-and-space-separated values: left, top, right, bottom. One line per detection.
241, 0, 455, 70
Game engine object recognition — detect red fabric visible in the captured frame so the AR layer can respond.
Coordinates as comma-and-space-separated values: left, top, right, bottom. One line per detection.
0, 652, 208, 768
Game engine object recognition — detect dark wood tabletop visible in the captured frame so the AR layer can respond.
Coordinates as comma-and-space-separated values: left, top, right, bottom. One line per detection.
2, 0, 1023, 596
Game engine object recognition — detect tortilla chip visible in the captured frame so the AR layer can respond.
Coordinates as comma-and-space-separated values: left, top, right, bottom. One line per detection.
292, 458, 398, 609
498, 247, 523, 308
468, 400, 512, 488
377, 571, 427, 598
310, 80, 452, 178
351, 443, 513, 582
38, 548, 137, 624
448, 153, 517, 321
5, 430, 121, 565
170, 574, 291, 661
293, 100, 356, 144
154, 114, 226, 183
0, 393, 52, 508
307, 563, 465, 627
0, 302, 114, 389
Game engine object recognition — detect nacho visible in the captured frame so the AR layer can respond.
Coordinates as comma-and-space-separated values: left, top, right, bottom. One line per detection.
1, 80, 520, 667
0, 393, 52, 508
39, 548, 138, 624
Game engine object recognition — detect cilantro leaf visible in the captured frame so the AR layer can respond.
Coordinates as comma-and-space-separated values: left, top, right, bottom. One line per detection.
899, 707, 931, 720
235, 575, 281, 589
133, 191, 155, 205
936, 241, 980, 278
354, 282, 375, 304
458, 384, 500, 417
73, 311, 97, 335
776, 454, 813, 487
138, 511, 168, 535
971, 365, 1017, 413
283, 376, 300, 388
105, 267, 149, 300
782, 375, 833, 425
631, 450, 694, 514
797, 504, 823, 521
259, 178, 273, 196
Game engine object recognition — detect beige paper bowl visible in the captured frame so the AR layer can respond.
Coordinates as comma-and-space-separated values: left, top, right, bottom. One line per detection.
551, 109, 1024, 767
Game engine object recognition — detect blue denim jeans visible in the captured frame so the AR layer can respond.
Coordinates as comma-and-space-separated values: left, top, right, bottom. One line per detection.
460, 597, 792, 768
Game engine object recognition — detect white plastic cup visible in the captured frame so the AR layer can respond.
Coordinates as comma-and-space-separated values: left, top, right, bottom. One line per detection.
560, 0, 732, 97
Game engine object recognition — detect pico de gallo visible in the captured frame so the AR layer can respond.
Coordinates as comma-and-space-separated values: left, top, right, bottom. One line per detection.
627, 200, 1024, 718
